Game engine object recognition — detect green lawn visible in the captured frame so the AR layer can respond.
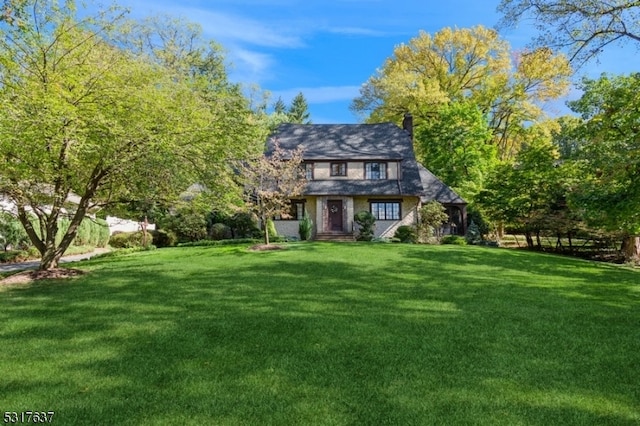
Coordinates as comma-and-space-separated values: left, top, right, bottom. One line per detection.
1, 243, 639, 425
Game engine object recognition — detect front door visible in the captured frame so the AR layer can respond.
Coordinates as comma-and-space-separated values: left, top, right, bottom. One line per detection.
328, 200, 343, 232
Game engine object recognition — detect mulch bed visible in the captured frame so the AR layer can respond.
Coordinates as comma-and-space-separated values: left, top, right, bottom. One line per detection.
1, 268, 86, 286
248, 244, 287, 252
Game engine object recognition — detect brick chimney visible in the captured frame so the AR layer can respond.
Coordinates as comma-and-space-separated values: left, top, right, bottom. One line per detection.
402, 112, 413, 141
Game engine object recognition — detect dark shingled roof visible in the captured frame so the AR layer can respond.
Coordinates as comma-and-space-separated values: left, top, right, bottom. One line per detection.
270, 123, 413, 160
418, 165, 466, 204
267, 123, 465, 203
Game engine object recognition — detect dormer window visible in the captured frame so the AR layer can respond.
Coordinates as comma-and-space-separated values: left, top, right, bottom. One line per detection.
365, 162, 387, 180
330, 162, 347, 176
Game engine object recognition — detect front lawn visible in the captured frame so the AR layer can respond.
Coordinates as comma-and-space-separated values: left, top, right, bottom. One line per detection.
1, 243, 638, 425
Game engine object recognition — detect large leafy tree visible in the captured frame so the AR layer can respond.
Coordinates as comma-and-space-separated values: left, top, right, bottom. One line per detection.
351, 26, 572, 160
0, 1, 258, 270
567, 73, 640, 261
414, 101, 495, 200
497, 0, 640, 66
478, 132, 576, 248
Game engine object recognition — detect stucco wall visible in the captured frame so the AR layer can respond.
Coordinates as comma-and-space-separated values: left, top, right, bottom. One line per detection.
311, 161, 399, 180
353, 196, 418, 238
275, 195, 419, 239
274, 197, 318, 239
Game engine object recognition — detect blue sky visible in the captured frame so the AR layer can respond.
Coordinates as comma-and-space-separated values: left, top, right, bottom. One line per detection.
120, 0, 637, 124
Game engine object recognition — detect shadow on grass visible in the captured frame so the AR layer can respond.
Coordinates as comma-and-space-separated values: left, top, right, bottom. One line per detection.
0, 243, 638, 425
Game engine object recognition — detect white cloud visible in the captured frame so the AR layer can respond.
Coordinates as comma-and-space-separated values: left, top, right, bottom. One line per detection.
173, 8, 305, 49
272, 85, 362, 104
326, 26, 388, 37
228, 46, 275, 79
122, 1, 304, 49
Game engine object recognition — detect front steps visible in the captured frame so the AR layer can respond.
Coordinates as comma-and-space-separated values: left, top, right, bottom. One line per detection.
314, 233, 356, 242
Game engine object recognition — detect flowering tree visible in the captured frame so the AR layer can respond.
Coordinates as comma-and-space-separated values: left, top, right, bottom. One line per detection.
243, 141, 306, 245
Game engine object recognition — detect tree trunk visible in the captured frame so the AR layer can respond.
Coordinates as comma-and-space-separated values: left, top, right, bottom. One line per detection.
621, 236, 640, 262
525, 231, 534, 249
38, 208, 89, 270
568, 232, 573, 254
263, 215, 270, 245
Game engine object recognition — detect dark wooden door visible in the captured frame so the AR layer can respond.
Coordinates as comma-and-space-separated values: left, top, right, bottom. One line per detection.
328, 200, 343, 232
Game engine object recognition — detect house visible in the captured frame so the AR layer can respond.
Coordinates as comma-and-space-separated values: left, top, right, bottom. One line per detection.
269, 114, 467, 240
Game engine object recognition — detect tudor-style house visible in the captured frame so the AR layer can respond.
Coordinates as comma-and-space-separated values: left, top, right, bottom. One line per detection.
270, 114, 467, 240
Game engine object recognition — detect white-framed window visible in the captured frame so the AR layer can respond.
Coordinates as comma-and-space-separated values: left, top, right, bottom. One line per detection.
330, 162, 347, 176
365, 162, 387, 180
370, 201, 401, 220
304, 162, 314, 180
290, 200, 306, 220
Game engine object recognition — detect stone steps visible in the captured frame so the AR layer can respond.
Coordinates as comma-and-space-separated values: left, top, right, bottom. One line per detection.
314, 233, 356, 242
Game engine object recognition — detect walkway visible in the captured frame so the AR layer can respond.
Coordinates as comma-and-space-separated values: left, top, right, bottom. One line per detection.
0, 248, 111, 273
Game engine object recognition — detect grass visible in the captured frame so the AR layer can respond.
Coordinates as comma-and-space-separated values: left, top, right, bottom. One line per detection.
1, 243, 639, 425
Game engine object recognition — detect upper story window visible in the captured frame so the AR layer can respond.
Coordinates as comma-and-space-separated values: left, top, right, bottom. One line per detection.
304, 162, 314, 180
365, 162, 387, 180
330, 162, 347, 177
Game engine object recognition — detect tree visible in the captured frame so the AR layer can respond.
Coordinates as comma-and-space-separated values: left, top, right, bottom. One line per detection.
414, 101, 495, 199
242, 141, 306, 245
0, 1, 258, 270
287, 92, 312, 124
477, 130, 577, 248
351, 26, 572, 160
567, 73, 640, 261
497, 0, 640, 66
273, 97, 287, 114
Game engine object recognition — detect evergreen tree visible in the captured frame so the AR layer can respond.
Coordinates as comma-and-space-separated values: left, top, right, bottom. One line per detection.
273, 97, 287, 114
287, 92, 312, 124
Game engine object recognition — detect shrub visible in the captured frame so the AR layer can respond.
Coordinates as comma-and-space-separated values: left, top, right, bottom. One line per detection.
466, 206, 491, 238
74, 218, 92, 246
210, 223, 232, 240
230, 212, 260, 238
465, 220, 482, 245
298, 212, 313, 241
394, 225, 417, 243
354, 211, 375, 241
94, 218, 110, 247
152, 229, 178, 248
161, 206, 208, 243
0, 212, 30, 251
109, 231, 153, 249
441, 235, 467, 245
418, 201, 448, 242
266, 219, 278, 240
0, 250, 30, 263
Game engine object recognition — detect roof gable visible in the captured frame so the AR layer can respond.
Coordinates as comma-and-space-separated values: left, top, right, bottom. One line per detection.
418, 165, 466, 204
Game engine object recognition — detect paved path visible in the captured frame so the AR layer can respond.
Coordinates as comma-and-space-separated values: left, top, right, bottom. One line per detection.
0, 248, 111, 273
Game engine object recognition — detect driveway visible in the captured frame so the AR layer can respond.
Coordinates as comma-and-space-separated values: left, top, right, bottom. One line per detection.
0, 248, 111, 273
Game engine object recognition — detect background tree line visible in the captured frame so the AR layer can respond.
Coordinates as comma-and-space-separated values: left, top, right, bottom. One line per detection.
351, 0, 640, 262
1, 0, 638, 267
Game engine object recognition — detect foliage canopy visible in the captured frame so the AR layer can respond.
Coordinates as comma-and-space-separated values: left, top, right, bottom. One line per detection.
0, 0, 260, 269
